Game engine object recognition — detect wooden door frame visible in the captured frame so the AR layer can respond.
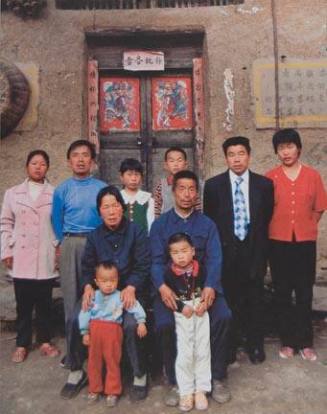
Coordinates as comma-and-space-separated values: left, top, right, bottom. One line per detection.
86, 28, 206, 179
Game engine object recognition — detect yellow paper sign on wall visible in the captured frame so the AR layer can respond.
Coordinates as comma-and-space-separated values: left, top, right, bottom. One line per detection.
253, 59, 327, 129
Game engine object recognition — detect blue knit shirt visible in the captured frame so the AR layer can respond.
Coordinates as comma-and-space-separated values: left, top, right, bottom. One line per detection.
78, 289, 146, 335
51, 176, 106, 241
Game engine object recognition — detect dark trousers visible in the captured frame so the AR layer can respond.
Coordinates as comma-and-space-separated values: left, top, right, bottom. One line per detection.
153, 293, 231, 385
69, 299, 146, 378
13, 278, 54, 347
223, 238, 265, 362
269, 240, 316, 349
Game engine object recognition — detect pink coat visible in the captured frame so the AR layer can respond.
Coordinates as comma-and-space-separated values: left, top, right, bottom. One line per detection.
0, 180, 57, 279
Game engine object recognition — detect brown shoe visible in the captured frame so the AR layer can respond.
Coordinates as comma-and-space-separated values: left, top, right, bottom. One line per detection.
212, 380, 231, 404
12, 347, 27, 363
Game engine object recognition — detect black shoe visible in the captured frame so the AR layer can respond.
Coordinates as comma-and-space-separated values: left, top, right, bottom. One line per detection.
130, 385, 147, 401
248, 347, 266, 364
60, 371, 87, 399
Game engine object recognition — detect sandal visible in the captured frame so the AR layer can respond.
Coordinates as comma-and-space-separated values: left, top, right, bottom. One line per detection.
40, 343, 61, 357
12, 347, 27, 363
300, 347, 317, 362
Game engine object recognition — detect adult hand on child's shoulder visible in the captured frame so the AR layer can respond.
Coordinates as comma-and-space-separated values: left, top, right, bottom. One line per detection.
82, 284, 95, 311
121, 285, 136, 309
137, 323, 147, 338
182, 305, 193, 318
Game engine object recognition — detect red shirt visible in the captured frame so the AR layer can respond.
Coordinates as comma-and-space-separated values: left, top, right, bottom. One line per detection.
266, 164, 327, 242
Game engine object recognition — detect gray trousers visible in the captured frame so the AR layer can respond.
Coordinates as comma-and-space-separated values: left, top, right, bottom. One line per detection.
59, 235, 87, 367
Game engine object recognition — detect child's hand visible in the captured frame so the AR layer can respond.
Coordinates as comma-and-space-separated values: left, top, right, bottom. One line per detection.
182, 305, 193, 318
195, 301, 206, 317
137, 323, 147, 338
82, 334, 90, 346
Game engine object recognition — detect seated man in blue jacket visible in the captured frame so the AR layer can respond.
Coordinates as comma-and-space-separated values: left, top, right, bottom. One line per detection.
150, 170, 232, 406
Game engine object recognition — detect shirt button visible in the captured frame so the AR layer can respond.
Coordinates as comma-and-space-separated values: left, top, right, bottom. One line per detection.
114, 244, 118, 248
291, 183, 295, 186
291, 210, 295, 214
291, 220, 295, 224
291, 192, 295, 195
291, 201, 295, 204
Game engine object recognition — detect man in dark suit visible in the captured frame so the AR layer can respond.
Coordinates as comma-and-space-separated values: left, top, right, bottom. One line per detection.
203, 136, 274, 364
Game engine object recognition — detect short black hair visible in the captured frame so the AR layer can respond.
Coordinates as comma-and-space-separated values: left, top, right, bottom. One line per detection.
272, 128, 302, 154
120, 158, 143, 175
66, 139, 96, 160
95, 260, 119, 276
26, 150, 50, 168
168, 232, 194, 248
164, 146, 187, 161
222, 136, 251, 156
172, 170, 199, 191
96, 185, 126, 214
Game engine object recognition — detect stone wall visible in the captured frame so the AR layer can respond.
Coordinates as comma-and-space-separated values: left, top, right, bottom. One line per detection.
1, 0, 326, 275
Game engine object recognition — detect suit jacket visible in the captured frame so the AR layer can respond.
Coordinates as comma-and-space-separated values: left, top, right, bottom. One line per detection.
203, 170, 274, 281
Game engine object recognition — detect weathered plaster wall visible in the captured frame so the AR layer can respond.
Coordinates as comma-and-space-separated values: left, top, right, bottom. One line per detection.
1, 0, 326, 273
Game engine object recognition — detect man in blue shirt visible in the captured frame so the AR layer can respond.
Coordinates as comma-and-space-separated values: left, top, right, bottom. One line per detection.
150, 170, 232, 406
51, 139, 106, 399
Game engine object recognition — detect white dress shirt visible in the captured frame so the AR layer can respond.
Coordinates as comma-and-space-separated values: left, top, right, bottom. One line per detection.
229, 169, 250, 221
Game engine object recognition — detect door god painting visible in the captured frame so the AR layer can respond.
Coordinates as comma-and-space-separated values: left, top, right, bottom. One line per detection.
152, 76, 193, 130
99, 77, 140, 132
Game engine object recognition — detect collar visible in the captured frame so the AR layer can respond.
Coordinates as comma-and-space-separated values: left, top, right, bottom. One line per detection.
15, 178, 51, 195
173, 208, 194, 221
121, 189, 151, 205
229, 169, 249, 185
171, 260, 199, 277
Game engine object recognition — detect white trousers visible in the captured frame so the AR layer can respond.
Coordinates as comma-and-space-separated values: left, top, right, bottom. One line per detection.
174, 298, 211, 395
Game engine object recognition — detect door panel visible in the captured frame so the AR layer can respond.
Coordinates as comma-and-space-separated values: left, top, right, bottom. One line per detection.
99, 71, 194, 191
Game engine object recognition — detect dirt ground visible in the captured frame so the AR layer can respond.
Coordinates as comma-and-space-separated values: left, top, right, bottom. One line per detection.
1, 331, 327, 414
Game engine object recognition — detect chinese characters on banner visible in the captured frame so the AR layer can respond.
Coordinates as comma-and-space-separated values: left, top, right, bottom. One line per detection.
99, 77, 141, 132
193, 58, 205, 175
152, 76, 193, 131
253, 59, 327, 128
123, 51, 165, 71
88, 60, 100, 152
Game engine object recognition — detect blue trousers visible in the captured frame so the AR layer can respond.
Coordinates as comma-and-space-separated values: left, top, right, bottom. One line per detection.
153, 293, 231, 384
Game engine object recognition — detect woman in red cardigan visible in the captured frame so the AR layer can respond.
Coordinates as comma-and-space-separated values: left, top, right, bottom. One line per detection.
266, 129, 327, 361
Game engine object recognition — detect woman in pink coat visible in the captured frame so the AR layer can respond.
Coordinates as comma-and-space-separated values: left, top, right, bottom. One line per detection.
0, 150, 60, 362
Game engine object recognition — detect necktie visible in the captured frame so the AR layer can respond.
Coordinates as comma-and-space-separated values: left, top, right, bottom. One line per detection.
233, 177, 249, 241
